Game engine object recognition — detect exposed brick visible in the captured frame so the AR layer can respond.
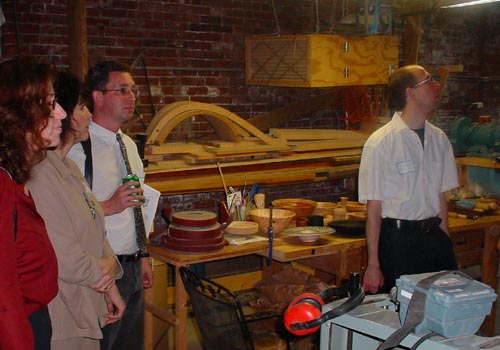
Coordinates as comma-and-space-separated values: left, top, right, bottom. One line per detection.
2, 0, 500, 215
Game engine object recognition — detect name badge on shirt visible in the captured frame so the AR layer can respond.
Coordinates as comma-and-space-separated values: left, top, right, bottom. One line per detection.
397, 160, 415, 175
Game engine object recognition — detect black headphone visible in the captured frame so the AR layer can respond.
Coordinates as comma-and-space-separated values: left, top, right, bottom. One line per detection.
284, 272, 365, 336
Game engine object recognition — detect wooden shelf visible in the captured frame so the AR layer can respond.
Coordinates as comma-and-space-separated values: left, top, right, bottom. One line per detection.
145, 151, 361, 195
455, 157, 500, 169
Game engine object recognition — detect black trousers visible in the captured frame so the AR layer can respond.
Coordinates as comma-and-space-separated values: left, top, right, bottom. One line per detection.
29, 307, 52, 350
378, 222, 457, 294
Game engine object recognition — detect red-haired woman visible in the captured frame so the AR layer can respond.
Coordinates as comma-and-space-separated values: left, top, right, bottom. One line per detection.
0, 57, 66, 350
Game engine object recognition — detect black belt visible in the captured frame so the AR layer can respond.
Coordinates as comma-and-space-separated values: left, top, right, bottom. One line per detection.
382, 217, 441, 233
116, 251, 148, 263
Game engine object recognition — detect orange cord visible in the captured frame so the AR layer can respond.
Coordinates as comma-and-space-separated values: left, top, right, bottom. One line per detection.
335, 86, 377, 130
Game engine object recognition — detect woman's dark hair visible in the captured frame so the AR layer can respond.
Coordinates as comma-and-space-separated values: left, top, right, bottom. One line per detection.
388, 66, 419, 111
86, 60, 131, 112
0, 57, 55, 183
54, 71, 85, 147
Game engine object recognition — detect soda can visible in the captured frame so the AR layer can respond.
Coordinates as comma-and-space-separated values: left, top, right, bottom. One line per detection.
122, 174, 145, 202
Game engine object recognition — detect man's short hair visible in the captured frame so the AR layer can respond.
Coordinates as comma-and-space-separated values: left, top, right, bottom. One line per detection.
86, 61, 131, 112
388, 65, 420, 111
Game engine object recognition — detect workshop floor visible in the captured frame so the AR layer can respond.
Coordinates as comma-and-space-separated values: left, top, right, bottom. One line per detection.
150, 264, 500, 350
180, 268, 500, 350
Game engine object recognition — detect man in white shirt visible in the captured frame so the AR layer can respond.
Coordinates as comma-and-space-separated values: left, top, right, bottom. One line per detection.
69, 61, 153, 350
358, 65, 458, 294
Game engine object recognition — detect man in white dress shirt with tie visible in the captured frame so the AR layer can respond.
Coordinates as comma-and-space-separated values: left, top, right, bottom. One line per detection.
69, 61, 153, 350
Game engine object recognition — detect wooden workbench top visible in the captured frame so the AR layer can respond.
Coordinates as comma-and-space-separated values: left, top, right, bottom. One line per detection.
148, 215, 500, 265
149, 231, 366, 265
267, 234, 366, 262
148, 240, 269, 265
449, 215, 500, 232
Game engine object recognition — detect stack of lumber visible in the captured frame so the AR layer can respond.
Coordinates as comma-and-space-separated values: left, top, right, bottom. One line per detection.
143, 102, 369, 195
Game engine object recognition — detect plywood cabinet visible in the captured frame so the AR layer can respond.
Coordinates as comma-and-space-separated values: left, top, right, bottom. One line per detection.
246, 34, 399, 87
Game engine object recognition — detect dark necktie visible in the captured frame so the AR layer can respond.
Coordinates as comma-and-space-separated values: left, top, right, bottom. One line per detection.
116, 133, 148, 253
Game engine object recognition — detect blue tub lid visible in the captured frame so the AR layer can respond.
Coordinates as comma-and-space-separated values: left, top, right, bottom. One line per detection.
396, 271, 497, 306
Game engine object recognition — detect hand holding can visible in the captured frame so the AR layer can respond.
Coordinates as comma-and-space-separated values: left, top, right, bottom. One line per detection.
122, 174, 145, 203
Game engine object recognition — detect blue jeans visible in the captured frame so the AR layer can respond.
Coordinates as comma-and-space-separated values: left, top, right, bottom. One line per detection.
100, 260, 144, 350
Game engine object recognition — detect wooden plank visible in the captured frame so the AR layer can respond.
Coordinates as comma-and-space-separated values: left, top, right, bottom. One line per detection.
427, 64, 464, 73
203, 143, 290, 155
203, 139, 285, 148
146, 164, 360, 194
182, 151, 276, 164
288, 140, 365, 152
146, 148, 363, 174
331, 155, 362, 164
270, 128, 368, 141
455, 157, 500, 169
148, 142, 206, 155
269, 235, 366, 262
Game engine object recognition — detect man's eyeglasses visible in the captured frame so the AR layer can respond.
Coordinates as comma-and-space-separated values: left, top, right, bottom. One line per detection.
99, 87, 138, 96
412, 76, 434, 89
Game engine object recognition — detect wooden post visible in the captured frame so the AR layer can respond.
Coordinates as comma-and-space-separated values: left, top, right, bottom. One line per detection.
403, 15, 422, 65
67, 0, 88, 80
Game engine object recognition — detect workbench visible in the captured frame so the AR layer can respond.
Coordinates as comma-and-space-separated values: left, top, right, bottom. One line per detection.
144, 215, 500, 350
448, 216, 500, 336
145, 233, 366, 350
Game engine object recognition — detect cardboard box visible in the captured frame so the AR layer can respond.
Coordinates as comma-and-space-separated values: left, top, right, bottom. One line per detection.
357, 2, 392, 35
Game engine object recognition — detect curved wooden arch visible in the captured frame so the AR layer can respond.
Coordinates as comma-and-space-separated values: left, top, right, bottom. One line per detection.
146, 101, 279, 145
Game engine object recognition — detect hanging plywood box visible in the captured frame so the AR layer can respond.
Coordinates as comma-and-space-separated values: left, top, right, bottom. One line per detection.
245, 34, 399, 87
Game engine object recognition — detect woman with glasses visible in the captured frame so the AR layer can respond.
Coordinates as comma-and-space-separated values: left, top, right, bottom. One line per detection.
0, 57, 64, 350
27, 71, 125, 350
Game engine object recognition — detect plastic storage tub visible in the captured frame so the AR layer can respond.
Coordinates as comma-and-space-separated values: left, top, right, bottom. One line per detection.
396, 271, 497, 337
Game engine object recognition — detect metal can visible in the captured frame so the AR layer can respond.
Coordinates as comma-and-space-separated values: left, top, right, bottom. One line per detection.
122, 174, 145, 202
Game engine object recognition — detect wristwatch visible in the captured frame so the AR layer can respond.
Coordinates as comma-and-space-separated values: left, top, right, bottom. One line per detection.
136, 250, 150, 259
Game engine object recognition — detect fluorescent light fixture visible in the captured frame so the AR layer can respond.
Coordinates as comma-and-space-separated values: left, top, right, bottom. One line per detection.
441, 0, 500, 8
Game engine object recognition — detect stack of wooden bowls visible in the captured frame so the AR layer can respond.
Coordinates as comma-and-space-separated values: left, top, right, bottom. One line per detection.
162, 211, 225, 253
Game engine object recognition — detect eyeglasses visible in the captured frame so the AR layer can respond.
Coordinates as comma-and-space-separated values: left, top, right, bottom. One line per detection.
412, 76, 434, 89
41, 98, 57, 110
99, 87, 138, 96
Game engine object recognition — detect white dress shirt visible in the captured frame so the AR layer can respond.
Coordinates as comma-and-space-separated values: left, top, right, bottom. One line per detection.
358, 111, 458, 220
68, 121, 145, 255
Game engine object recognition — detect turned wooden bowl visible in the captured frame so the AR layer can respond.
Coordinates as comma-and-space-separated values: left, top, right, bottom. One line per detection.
271, 198, 317, 218
248, 208, 296, 234
312, 202, 337, 216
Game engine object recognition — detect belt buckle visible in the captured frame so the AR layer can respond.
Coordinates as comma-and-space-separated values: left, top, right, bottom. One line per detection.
421, 220, 431, 232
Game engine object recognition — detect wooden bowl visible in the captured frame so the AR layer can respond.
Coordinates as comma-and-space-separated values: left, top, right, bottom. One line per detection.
224, 221, 259, 235
346, 201, 367, 212
248, 208, 296, 234
271, 198, 317, 218
312, 202, 336, 216
346, 212, 366, 221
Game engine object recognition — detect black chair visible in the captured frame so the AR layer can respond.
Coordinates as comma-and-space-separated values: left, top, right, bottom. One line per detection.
179, 266, 290, 350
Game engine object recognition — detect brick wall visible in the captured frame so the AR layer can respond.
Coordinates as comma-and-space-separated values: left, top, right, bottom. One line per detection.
1, 0, 499, 223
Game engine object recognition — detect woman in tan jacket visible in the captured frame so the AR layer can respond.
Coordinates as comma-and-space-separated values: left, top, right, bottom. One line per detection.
27, 71, 125, 350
